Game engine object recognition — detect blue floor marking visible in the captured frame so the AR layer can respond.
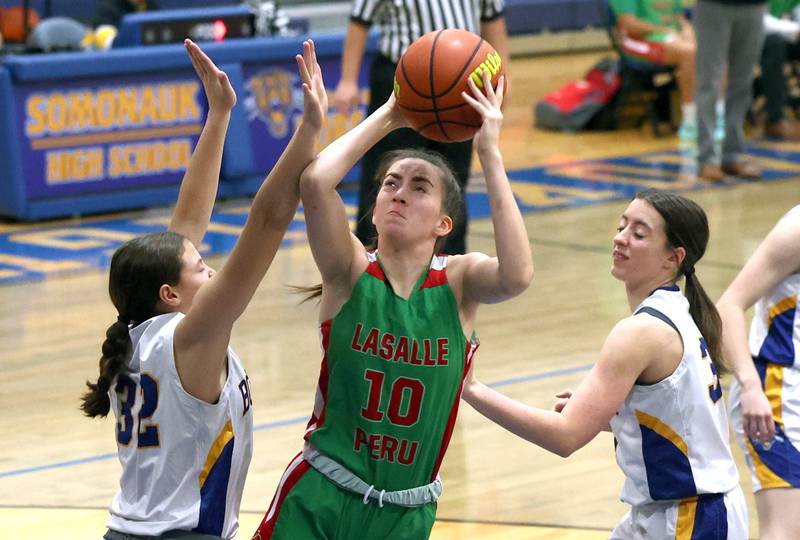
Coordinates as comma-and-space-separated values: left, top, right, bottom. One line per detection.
2, 145, 798, 286
0, 364, 593, 479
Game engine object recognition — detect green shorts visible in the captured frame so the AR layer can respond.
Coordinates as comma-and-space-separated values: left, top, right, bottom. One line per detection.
254, 460, 437, 540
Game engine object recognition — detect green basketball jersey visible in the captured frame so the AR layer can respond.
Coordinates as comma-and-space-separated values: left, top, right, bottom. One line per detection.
610, 0, 682, 32
304, 252, 478, 491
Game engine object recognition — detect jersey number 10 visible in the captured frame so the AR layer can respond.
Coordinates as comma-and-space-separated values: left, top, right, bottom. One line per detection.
361, 369, 425, 427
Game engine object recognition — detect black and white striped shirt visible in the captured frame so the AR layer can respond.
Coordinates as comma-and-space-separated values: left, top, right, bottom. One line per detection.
351, 0, 505, 62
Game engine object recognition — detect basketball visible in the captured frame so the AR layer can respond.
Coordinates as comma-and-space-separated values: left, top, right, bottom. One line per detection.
393, 29, 504, 142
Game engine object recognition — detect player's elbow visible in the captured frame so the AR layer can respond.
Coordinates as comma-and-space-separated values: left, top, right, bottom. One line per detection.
545, 423, 589, 457
551, 435, 581, 458
299, 165, 324, 201
553, 446, 573, 458
716, 295, 744, 321
501, 265, 533, 297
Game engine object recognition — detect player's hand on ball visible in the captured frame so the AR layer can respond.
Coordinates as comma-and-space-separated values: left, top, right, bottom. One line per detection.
297, 39, 328, 131
384, 92, 413, 130
185, 39, 237, 113
462, 71, 504, 152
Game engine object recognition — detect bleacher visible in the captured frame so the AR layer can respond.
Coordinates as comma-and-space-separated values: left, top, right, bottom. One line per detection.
0, 0, 613, 219
1, 0, 610, 38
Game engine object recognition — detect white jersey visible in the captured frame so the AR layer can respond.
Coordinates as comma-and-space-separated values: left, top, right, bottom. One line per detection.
610, 286, 739, 507
749, 206, 800, 367
107, 312, 253, 538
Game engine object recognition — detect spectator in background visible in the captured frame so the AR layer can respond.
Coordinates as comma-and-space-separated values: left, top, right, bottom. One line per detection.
333, 0, 510, 255
761, 0, 800, 139
610, 0, 699, 142
695, 0, 766, 182
94, 0, 158, 28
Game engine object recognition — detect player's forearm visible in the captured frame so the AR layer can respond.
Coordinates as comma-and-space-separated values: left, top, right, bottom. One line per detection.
616, 14, 671, 39
249, 122, 320, 229
464, 381, 576, 457
170, 109, 231, 245
302, 104, 398, 191
481, 151, 533, 296
717, 300, 761, 388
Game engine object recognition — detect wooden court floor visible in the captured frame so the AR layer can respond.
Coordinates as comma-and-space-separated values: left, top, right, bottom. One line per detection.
1, 52, 797, 539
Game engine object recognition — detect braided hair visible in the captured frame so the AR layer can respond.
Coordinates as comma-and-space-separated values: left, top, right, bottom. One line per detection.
80, 232, 185, 417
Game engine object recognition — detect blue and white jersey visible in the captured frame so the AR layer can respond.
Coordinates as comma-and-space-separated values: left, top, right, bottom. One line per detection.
730, 206, 800, 492
749, 207, 800, 367
107, 312, 253, 539
610, 286, 739, 507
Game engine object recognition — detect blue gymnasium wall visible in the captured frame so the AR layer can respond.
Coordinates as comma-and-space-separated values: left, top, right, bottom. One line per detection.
0, 0, 607, 220
0, 31, 377, 219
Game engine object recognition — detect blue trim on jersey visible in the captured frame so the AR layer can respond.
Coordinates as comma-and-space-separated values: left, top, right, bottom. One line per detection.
758, 307, 797, 366
194, 436, 235, 535
640, 424, 697, 500
750, 358, 800, 487
691, 493, 728, 540
750, 422, 800, 488
652, 285, 680, 293
754, 357, 768, 385
635, 306, 680, 337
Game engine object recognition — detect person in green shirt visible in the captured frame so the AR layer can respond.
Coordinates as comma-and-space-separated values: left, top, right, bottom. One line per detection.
761, 0, 800, 138
610, 0, 698, 141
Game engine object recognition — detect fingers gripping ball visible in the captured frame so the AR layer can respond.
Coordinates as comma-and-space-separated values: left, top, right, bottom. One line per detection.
394, 29, 504, 142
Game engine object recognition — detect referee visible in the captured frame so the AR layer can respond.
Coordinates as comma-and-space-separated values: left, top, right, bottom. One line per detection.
333, 0, 509, 255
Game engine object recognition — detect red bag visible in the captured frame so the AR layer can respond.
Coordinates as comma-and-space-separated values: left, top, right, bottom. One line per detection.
535, 58, 621, 131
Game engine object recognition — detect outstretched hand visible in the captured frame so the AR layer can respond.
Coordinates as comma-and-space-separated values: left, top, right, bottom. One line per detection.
296, 39, 328, 131
184, 39, 236, 113
462, 72, 504, 153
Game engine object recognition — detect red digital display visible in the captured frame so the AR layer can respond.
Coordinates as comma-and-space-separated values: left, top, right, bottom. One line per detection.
213, 19, 227, 42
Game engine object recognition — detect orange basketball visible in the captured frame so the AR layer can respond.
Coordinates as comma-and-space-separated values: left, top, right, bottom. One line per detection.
394, 29, 504, 142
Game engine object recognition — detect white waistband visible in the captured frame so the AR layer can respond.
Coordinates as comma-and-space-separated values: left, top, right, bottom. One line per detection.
302, 444, 442, 508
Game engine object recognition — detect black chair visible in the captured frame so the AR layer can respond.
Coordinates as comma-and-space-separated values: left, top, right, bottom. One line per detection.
604, 2, 678, 136
749, 61, 800, 126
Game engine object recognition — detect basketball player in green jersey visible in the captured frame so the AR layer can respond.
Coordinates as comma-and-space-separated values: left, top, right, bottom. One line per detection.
252, 72, 532, 539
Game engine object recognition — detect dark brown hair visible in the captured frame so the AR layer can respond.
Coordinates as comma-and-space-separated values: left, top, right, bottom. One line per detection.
299, 148, 464, 301
372, 148, 463, 253
80, 232, 186, 417
635, 189, 727, 372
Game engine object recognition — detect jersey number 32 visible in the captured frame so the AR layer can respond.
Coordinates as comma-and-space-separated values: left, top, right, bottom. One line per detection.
116, 373, 160, 448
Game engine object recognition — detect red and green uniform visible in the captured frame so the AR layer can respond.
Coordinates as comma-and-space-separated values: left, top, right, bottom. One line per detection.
254, 253, 478, 540
611, 0, 683, 64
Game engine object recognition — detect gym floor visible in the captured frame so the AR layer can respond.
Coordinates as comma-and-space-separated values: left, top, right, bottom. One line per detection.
2, 51, 796, 539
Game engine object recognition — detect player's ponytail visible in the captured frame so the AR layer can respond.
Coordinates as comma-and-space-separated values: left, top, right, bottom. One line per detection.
683, 269, 725, 372
635, 189, 727, 373
80, 232, 185, 417
80, 318, 131, 417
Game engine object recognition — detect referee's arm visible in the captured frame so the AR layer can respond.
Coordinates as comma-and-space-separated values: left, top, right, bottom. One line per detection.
335, 19, 371, 116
